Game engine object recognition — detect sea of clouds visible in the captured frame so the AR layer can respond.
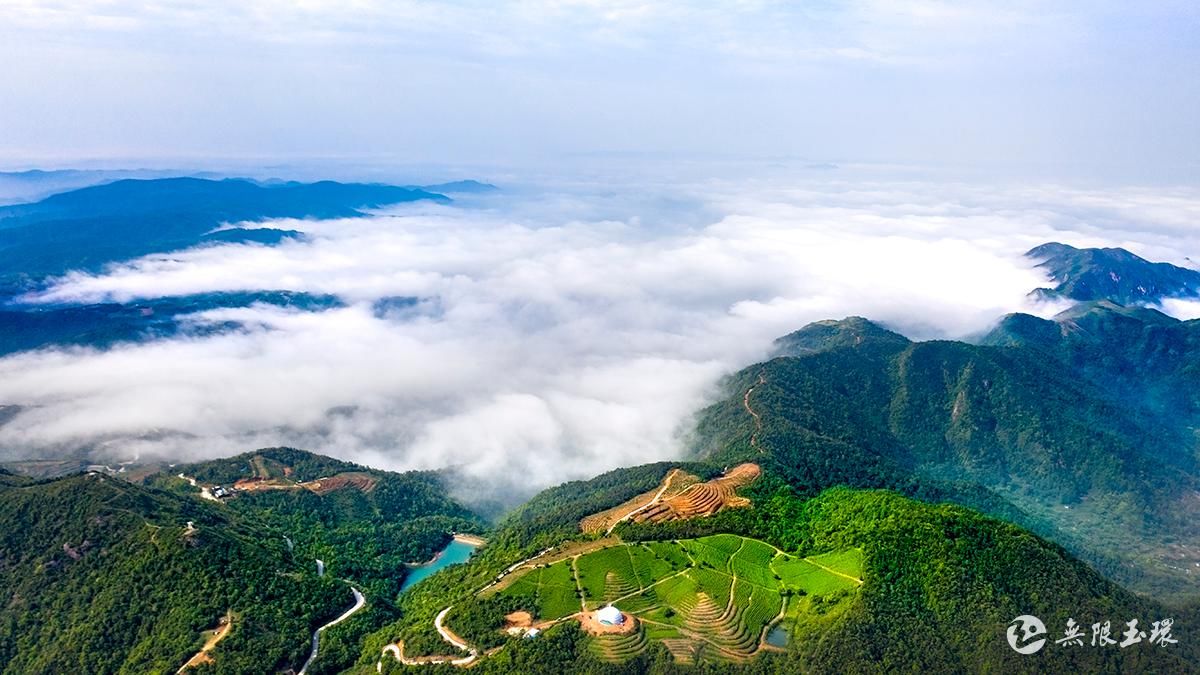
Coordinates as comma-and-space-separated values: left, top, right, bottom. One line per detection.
2, 169, 1199, 502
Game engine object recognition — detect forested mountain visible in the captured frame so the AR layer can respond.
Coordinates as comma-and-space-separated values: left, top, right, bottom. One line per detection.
163, 447, 486, 674
0, 177, 447, 293
0, 470, 348, 674
696, 306, 1200, 599
1027, 242, 1200, 305
0, 448, 486, 674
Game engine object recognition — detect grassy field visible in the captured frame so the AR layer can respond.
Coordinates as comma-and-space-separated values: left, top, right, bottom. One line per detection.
491, 535, 864, 664
500, 559, 581, 621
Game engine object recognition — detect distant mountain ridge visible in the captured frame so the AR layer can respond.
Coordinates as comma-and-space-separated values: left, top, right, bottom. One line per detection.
417, 179, 498, 194
0, 290, 346, 356
1028, 241, 1200, 305
0, 177, 457, 358
0, 177, 448, 293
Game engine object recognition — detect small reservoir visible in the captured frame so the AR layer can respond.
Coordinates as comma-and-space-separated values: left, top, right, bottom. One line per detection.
400, 538, 479, 593
765, 624, 789, 648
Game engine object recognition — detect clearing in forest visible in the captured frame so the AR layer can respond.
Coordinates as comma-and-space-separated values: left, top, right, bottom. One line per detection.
176, 611, 234, 673
489, 535, 863, 665
230, 470, 378, 495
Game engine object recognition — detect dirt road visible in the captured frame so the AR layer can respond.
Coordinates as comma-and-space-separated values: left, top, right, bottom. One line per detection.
176, 612, 233, 673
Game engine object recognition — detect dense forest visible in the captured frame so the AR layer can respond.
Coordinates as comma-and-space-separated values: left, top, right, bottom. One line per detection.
164, 448, 487, 674
0, 472, 346, 674
0, 448, 487, 674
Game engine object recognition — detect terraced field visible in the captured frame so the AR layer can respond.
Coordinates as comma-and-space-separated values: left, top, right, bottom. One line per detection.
588, 625, 649, 663
490, 535, 864, 664
631, 464, 761, 525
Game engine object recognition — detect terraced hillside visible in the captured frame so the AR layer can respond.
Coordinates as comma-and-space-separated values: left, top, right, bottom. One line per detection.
580, 468, 699, 534
634, 464, 761, 524
369, 476, 1199, 674
487, 534, 862, 665
579, 463, 761, 535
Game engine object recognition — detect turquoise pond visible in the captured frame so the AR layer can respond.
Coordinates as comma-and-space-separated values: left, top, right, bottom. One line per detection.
400, 539, 478, 593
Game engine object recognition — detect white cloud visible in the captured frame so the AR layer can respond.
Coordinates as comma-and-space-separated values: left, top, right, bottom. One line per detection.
2, 174, 1199, 501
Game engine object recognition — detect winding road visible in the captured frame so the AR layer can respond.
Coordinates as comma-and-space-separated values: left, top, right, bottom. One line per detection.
434, 607, 476, 656
377, 605, 478, 670
298, 585, 366, 675
177, 473, 219, 501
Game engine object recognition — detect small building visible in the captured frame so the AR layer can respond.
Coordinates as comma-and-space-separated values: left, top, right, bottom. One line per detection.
524, 628, 541, 639
596, 605, 625, 626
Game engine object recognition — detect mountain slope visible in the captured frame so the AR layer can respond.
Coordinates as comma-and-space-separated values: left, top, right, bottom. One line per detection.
166, 447, 484, 593
1027, 242, 1200, 305
165, 447, 487, 674
0, 471, 348, 674
0, 448, 487, 675
696, 312, 1200, 599
362, 463, 1199, 673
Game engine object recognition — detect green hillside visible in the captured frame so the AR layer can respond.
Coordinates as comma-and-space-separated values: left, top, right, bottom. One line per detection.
492, 534, 863, 664
165, 448, 485, 585
0, 471, 347, 674
0, 448, 487, 675
162, 448, 487, 674
362, 463, 1198, 674
697, 308, 1200, 599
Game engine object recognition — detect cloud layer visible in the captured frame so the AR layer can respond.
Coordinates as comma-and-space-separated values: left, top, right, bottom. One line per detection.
2, 174, 1199, 501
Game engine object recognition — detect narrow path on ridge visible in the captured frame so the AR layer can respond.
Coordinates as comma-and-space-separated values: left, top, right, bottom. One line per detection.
743, 373, 766, 452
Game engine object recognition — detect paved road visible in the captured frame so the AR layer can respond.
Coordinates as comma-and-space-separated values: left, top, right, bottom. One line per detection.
298, 586, 366, 675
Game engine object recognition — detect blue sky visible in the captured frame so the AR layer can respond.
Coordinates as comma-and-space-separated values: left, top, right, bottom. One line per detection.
0, 1, 1197, 178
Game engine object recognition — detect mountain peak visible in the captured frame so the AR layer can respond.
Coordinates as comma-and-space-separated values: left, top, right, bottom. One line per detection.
980, 299, 1186, 351
419, 179, 498, 193
1027, 241, 1200, 305
773, 316, 910, 357
1051, 299, 1181, 339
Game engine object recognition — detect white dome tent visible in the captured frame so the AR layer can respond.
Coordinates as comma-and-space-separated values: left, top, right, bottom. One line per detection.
596, 605, 625, 626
